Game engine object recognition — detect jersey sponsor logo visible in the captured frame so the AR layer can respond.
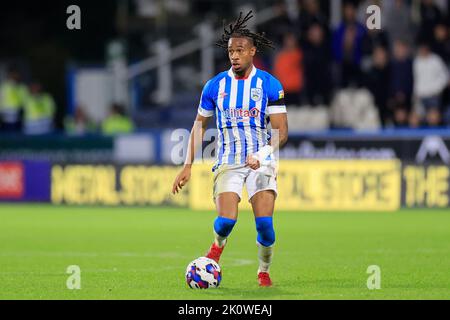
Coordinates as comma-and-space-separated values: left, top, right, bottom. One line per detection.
278, 90, 284, 99
251, 88, 262, 102
222, 107, 260, 120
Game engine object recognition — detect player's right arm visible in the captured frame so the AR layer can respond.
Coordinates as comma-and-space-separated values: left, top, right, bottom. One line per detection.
172, 79, 215, 195
172, 114, 211, 194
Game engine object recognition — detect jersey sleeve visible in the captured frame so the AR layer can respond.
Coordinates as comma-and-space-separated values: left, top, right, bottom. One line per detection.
197, 80, 215, 117
267, 75, 287, 115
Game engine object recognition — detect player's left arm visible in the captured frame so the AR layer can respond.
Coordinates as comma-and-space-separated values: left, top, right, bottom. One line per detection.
268, 112, 288, 150
246, 113, 288, 170
246, 76, 288, 170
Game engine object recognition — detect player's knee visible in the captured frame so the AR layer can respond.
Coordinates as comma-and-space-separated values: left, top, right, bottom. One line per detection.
255, 217, 275, 247
214, 216, 237, 237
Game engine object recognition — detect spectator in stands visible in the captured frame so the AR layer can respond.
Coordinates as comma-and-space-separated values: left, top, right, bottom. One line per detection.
358, 0, 390, 60
361, 28, 390, 73
432, 21, 450, 126
389, 40, 414, 123
303, 23, 332, 106
432, 20, 450, 65
418, 0, 443, 42
258, 0, 293, 48
409, 110, 423, 128
299, 0, 329, 42
332, 0, 367, 87
384, 0, 415, 46
23, 81, 55, 135
424, 105, 444, 127
364, 46, 391, 126
361, 27, 390, 59
443, 102, 450, 126
0, 66, 28, 132
392, 105, 410, 128
273, 32, 304, 106
413, 42, 449, 127
65, 105, 97, 136
101, 103, 134, 135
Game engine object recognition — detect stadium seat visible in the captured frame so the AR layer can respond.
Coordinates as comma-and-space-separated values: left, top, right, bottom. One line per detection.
286, 106, 330, 131
330, 89, 381, 130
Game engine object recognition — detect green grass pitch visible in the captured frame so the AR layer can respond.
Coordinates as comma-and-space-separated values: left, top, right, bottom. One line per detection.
0, 204, 449, 300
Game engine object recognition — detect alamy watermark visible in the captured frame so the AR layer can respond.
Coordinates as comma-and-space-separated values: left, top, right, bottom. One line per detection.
66, 5, 81, 30
66, 265, 81, 290
366, 265, 381, 290
65, 4, 380, 31
366, 5, 381, 30
169, 121, 280, 168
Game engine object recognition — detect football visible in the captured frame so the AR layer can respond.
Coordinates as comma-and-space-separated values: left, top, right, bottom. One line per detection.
185, 257, 222, 289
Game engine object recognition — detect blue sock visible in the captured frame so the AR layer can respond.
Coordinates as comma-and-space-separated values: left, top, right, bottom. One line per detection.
255, 217, 275, 247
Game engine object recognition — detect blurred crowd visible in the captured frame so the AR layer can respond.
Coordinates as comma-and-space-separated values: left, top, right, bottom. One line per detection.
1, 0, 449, 134
0, 66, 134, 136
0, 67, 56, 135
257, 0, 450, 128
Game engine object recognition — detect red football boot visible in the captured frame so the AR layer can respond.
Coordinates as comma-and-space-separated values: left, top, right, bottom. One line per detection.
258, 272, 273, 287
205, 242, 225, 263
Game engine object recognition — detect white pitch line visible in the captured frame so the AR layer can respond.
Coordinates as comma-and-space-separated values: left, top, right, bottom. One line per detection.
0, 251, 186, 258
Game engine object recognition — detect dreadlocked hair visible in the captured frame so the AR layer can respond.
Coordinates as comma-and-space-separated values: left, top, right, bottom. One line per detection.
216, 11, 275, 51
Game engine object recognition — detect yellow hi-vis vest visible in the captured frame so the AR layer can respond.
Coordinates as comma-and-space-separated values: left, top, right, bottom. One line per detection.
0, 80, 28, 123
23, 93, 55, 134
101, 115, 134, 135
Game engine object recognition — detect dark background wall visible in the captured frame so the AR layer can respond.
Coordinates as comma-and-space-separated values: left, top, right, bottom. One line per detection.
0, 0, 118, 128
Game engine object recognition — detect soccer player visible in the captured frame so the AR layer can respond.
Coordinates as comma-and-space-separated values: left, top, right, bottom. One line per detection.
172, 11, 288, 287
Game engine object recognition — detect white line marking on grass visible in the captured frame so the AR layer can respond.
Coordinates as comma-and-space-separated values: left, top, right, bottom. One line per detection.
0, 251, 186, 258
227, 259, 254, 267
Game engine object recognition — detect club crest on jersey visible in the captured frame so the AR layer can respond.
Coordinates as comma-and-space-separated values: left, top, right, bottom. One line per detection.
251, 88, 262, 102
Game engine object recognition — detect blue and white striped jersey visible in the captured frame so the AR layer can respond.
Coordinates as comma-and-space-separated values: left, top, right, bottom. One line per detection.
197, 66, 287, 170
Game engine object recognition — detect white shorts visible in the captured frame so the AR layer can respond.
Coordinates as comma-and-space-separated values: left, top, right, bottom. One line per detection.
212, 162, 278, 202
